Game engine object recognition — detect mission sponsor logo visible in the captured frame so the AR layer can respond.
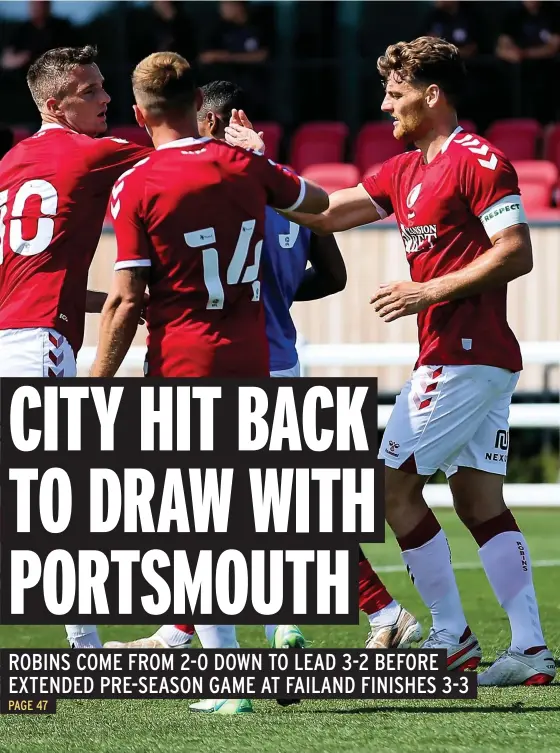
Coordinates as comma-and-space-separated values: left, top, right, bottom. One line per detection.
399, 224, 438, 254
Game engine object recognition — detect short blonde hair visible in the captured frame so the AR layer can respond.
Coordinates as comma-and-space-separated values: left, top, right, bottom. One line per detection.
132, 52, 196, 115
377, 36, 465, 105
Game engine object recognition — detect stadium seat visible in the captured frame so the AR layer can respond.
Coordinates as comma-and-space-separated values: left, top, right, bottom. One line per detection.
252, 121, 283, 162
109, 125, 153, 147
354, 122, 404, 175
301, 163, 360, 193
485, 119, 542, 161
513, 160, 558, 186
518, 181, 552, 212
289, 122, 348, 173
543, 124, 560, 170
12, 126, 31, 144
361, 163, 384, 180
459, 119, 477, 134
513, 161, 558, 213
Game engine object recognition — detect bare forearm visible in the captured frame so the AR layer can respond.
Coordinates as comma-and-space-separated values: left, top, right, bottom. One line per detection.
424, 238, 532, 304
90, 301, 141, 377
86, 289, 108, 313
278, 209, 331, 234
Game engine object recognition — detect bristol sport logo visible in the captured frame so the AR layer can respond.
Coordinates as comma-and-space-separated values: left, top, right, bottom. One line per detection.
399, 224, 437, 254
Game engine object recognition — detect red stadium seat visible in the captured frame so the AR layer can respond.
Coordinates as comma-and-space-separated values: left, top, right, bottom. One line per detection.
354, 122, 404, 175
109, 125, 153, 147
513, 161, 558, 213
485, 119, 542, 161
543, 124, 560, 170
518, 180, 553, 212
513, 160, 558, 186
459, 119, 477, 134
12, 126, 31, 144
289, 122, 348, 173
301, 163, 360, 193
252, 121, 283, 162
361, 163, 384, 180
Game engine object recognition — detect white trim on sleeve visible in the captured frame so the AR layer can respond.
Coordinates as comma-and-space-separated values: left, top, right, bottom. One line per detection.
358, 183, 388, 219
479, 194, 527, 238
277, 176, 306, 212
114, 259, 152, 271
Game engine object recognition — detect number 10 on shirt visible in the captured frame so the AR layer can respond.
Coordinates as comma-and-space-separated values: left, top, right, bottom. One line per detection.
185, 219, 262, 310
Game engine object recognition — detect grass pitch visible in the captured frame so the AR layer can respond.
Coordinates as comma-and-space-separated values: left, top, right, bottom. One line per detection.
1, 509, 559, 753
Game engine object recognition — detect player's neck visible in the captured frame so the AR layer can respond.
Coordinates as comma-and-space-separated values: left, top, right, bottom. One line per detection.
149, 122, 200, 149
40, 114, 76, 133
414, 116, 460, 164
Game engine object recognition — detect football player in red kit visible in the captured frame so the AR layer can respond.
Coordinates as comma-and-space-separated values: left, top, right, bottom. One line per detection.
271, 37, 555, 686
0, 45, 152, 652
90, 52, 328, 379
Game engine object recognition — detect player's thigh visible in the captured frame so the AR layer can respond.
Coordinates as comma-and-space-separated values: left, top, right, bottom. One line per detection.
0, 328, 76, 377
447, 371, 520, 524
379, 364, 513, 478
270, 361, 300, 378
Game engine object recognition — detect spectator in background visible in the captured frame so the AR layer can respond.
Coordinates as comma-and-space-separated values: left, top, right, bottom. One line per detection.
198, 1, 270, 117
0, 0, 74, 72
127, 1, 198, 66
420, 1, 498, 131
199, 1, 268, 66
0, 1, 75, 124
496, 0, 560, 64
496, 0, 560, 123
422, 0, 482, 59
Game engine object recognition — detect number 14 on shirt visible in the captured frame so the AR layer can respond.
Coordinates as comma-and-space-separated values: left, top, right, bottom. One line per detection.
186, 219, 262, 310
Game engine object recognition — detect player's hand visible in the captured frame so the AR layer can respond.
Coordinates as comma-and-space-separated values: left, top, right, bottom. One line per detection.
230, 109, 254, 130
225, 122, 266, 153
370, 281, 433, 322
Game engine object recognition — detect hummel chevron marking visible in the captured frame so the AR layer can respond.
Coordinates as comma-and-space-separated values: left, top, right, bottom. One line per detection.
478, 153, 498, 170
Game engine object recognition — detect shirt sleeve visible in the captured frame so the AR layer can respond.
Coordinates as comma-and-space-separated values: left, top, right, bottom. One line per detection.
251, 153, 307, 211
85, 137, 154, 187
461, 148, 527, 239
110, 164, 152, 271
359, 159, 395, 218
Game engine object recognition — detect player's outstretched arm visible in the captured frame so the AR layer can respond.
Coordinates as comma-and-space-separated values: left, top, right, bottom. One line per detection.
280, 185, 382, 235
90, 268, 148, 377
294, 233, 347, 301
371, 224, 533, 323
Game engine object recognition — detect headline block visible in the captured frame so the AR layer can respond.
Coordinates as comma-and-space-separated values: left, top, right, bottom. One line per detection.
0, 378, 385, 624
0, 649, 477, 713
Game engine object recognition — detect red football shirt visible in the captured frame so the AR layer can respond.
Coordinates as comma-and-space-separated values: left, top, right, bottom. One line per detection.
362, 126, 525, 372
0, 124, 152, 352
110, 136, 307, 377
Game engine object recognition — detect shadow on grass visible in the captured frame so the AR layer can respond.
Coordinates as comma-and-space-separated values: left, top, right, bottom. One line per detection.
306, 701, 559, 714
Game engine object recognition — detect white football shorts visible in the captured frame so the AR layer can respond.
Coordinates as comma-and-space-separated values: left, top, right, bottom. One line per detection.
0, 327, 76, 378
379, 364, 520, 477
270, 360, 301, 378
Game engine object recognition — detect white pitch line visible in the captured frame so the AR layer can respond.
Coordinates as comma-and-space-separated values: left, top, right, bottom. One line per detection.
375, 559, 560, 574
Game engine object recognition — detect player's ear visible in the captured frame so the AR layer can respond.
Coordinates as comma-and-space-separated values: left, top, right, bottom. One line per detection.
45, 97, 62, 116
425, 84, 440, 109
133, 104, 145, 129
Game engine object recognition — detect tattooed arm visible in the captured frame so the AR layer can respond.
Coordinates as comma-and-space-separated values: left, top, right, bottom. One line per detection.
90, 267, 148, 377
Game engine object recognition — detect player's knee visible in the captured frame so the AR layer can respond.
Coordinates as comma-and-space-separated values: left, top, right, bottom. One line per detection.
384, 467, 427, 520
